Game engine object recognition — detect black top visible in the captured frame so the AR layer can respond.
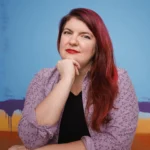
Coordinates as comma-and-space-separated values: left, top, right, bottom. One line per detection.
58, 92, 90, 144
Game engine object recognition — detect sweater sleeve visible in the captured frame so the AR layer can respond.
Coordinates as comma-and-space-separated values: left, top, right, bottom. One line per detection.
18, 68, 58, 149
81, 70, 139, 150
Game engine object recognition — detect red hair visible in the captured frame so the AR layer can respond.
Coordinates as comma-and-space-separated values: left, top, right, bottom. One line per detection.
57, 8, 118, 132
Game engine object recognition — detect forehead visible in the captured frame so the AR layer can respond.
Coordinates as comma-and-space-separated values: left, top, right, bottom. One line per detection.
64, 17, 93, 34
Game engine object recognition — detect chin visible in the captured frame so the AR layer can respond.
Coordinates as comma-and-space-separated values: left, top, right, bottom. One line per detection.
62, 55, 77, 60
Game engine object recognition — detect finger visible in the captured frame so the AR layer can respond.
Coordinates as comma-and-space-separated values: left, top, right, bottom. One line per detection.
17, 146, 28, 150
75, 66, 79, 75
71, 60, 80, 69
17, 146, 26, 149
13, 145, 27, 150
8, 145, 21, 150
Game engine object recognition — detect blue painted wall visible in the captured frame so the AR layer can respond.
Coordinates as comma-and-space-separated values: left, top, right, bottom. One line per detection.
0, 0, 150, 116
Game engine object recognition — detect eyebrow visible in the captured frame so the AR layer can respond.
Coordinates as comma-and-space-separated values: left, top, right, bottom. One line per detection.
63, 28, 94, 37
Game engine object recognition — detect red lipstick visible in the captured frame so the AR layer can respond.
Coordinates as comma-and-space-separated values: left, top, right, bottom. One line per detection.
66, 49, 80, 54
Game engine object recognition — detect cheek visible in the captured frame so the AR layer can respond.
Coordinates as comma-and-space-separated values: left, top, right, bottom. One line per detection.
59, 40, 64, 49
84, 44, 95, 56
86, 49, 96, 61
91, 48, 96, 56
59, 39, 66, 53
59, 42, 64, 56
90, 43, 96, 55
60, 36, 68, 46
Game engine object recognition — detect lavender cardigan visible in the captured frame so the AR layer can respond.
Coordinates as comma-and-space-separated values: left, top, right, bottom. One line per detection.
18, 67, 139, 150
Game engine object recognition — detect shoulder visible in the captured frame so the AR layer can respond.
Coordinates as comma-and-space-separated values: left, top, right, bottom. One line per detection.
35, 67, 59, 80
30, 67, 59, 86
35, 67, 57, 78
117, 67, 128, 79
117, 67, 131, 86
115, 67, 137, 105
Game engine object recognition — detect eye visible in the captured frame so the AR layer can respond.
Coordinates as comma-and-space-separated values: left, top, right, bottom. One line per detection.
82, 34, 91, 39
63, 31, 71, 35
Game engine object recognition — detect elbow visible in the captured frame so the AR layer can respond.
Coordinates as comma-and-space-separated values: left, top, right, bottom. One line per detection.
18, 125, 43, 149
18, 119, 39, 149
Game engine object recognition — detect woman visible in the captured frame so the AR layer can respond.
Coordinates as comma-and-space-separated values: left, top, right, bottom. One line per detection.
9, 8, 139, 150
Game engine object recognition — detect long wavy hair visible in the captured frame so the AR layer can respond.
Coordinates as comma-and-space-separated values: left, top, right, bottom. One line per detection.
57, 8, 118, 132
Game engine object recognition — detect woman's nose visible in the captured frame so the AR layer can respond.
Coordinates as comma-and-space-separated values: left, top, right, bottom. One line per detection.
69, 35, 79, 46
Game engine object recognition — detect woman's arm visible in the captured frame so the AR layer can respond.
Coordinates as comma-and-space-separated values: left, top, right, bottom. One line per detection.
19, 59, 80, 149
35, 59, 79, 126
35, 140, 86, 150
35, 75, 73, 126
18, 68, 73, 149
18, 68, 59, 149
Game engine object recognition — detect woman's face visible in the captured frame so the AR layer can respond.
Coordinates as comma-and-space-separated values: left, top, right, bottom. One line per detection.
59, 17, 96, 68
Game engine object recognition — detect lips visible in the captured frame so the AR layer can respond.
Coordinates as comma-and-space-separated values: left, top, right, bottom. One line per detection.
66, 49, 80, 54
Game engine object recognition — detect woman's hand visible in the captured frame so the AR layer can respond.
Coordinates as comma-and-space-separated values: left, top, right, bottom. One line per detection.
57, 59, 80, 81
8, 145, 29, 150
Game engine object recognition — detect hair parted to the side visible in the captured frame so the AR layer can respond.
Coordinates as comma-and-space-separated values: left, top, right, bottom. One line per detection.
57, 8, 119, 132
